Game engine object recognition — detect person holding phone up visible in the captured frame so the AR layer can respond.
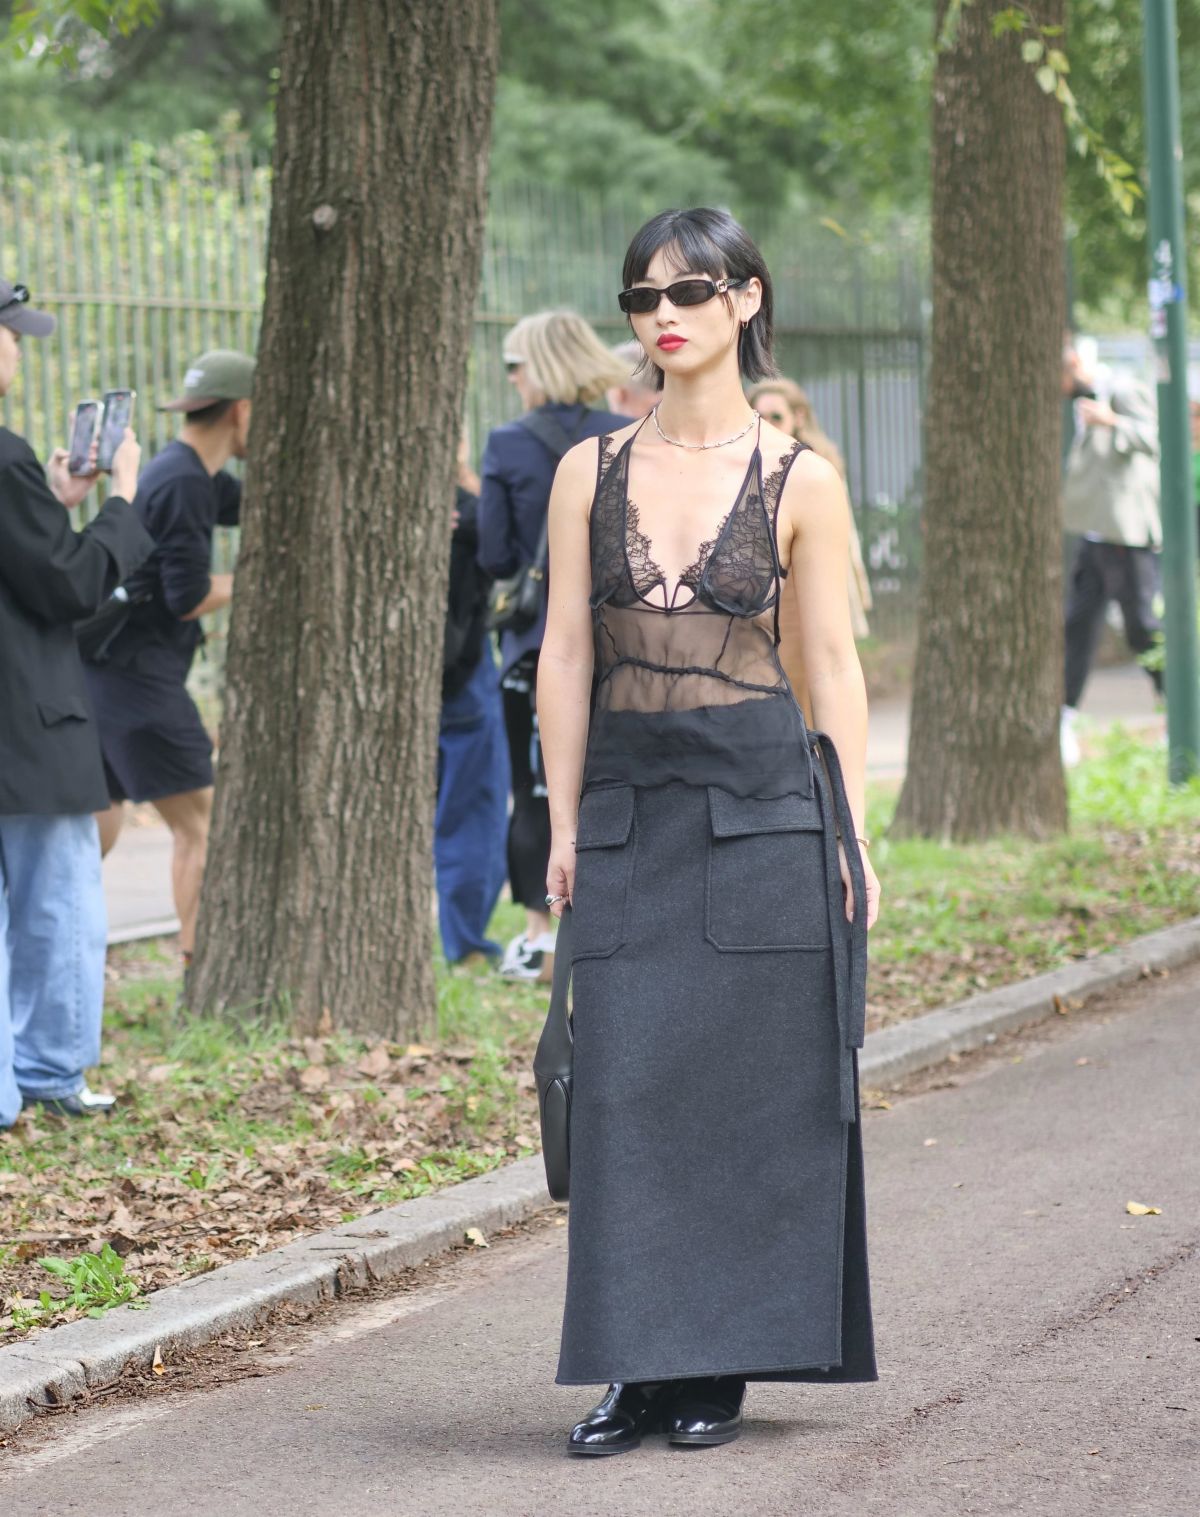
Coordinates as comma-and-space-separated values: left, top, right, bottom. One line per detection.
0, 275, 151, 1127
82, 350, 255, 967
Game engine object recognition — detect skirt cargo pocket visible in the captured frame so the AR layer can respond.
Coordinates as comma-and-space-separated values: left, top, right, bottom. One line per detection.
705, 788, 829, 952
572, 785, 636, 961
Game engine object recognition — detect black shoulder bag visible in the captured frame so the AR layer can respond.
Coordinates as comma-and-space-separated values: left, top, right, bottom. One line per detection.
533, 906, 574, 1201
76, 584, 153, 666
486, 407, 590, 636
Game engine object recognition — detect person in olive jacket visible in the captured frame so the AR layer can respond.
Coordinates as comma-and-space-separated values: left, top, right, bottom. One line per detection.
0, 277, 152, 1128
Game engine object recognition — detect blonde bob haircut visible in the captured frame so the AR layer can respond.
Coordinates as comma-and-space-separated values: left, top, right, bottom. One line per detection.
502, 309, 628, 406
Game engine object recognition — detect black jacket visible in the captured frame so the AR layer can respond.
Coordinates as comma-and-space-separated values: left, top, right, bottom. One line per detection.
0, 427, 154, 815
443, 487, 491, 701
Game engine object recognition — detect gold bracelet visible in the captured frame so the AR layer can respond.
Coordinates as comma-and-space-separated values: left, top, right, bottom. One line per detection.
856, 835, 871, 848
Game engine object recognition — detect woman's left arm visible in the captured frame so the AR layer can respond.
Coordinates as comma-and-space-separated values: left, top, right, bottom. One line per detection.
778, 452, 881, 929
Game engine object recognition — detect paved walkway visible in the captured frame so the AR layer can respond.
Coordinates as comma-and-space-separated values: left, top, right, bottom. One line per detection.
865, 658, 1161, 779
103, 662, 1164, 942
5, 964, 1196, 1514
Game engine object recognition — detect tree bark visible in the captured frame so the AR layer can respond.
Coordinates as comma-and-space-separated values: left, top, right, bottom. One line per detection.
892, 0, 1068, 841
187, 0, 498, 1035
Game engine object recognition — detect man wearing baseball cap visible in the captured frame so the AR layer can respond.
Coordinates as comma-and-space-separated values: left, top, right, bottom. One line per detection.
0, 277, 153, 1125
83, 349, 256, 969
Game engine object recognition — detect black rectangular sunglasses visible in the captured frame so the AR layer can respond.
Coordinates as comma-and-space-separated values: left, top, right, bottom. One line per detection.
617, 276, 747, 315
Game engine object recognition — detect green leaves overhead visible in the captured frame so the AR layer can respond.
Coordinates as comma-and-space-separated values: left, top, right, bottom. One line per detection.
2, 0, 1199, 314
6, 0, 161, 65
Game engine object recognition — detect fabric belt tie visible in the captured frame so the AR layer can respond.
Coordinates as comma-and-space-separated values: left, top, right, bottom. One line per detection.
810, 729, 868, 1122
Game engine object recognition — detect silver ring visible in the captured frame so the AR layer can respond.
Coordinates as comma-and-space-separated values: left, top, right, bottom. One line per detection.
545, 893, 565, 907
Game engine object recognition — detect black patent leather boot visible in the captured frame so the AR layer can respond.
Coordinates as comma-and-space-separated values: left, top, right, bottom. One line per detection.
567, 1381, 674, 1457
667, 1376, 746, 1447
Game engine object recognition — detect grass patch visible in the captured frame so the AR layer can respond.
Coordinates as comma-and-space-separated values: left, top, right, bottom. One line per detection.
863, 727, 1200, 1023
1, 929, 546, 1341
2, 726, 1195, 1338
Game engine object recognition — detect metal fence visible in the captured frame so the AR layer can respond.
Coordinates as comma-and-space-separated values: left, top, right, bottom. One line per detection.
1, 136, 928, 656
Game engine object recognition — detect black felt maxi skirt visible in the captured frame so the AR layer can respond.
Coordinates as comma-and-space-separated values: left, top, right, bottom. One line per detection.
556, 747, 877, 1386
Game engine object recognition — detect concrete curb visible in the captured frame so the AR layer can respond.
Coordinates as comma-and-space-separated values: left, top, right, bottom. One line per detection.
106, 917, 180, 948
3, 914, 1198, 1436
0, 1157, 551, 1435
858, 916, 1200, 1089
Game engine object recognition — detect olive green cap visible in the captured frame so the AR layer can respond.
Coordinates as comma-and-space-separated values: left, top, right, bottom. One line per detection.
159, 349, 256, 412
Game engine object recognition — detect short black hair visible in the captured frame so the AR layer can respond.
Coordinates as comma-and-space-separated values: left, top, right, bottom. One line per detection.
621, 207, 777, 390
185, 398, 236, 428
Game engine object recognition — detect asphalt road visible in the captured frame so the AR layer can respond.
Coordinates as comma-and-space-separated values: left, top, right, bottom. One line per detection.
3, 964, 1198, 1516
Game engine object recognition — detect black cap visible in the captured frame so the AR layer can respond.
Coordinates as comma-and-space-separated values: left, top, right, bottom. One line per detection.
0, 278, 55, 338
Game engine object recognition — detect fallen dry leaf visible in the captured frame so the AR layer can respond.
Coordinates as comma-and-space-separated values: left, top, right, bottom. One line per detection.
151, 1345, 165, 1376
1125, 1201, 1162, 1216
356, 1045, 392, 1079
107, 1203, 140, 1236
464, 1227, 489, 1248
298, 1065, 330, 1092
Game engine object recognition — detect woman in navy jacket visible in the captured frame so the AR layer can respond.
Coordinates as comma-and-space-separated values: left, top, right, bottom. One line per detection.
477, 311, 627, 981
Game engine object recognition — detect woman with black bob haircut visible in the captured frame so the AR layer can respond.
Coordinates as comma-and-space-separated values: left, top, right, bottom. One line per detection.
537, 206, 881, 1455
621, 206, 777, 389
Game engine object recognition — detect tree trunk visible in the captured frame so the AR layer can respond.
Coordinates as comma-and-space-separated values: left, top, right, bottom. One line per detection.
187, 0, 498, 1035
892, 0, 1068, 841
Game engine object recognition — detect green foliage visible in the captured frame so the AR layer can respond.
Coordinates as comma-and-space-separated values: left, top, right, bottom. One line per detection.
863, 726, 1200, 1011
6, 0, 160, 65
943, 1, 1144, 224
1066, 0, 1200, 319
11, 1244, 144, 1331
5, 0, 1198, 312
1069, 723, 1200, 827
0, 0, 279, 152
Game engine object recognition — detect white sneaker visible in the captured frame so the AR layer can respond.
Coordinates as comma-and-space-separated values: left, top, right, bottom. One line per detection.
1060, 706, 1081, 768
498, 930, 556, 983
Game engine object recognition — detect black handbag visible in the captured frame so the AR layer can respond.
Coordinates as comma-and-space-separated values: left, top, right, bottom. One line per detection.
486, 512, 548, 636
533, 906, 574, 1202
486, 408, 591, 637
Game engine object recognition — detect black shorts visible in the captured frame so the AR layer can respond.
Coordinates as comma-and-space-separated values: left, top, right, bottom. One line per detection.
83, 662, 214, 805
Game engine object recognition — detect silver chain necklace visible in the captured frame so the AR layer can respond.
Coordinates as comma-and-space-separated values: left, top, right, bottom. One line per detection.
651, 405, 757, 451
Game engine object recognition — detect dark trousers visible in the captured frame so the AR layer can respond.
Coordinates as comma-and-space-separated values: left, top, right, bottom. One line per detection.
501, 653, 551, 912
1064, 539, 1163, 709
435, 648, 510, 962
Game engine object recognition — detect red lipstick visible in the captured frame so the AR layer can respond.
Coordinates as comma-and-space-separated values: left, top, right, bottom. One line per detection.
656, 334, 687, 351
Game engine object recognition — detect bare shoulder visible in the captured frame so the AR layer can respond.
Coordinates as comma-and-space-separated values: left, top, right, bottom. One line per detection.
779, 445, 847, 536
557, 420, 636, 504
555, 433, 603, 490
757, 416, 802, 462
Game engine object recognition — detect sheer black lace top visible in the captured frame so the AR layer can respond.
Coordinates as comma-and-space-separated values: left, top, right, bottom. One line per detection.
583, 417, 816, 799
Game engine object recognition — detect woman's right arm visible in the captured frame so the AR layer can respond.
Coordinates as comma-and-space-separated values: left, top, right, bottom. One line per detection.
537, 438, 598, 917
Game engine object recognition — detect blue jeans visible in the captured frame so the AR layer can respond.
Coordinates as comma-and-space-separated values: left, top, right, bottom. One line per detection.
0, 815, 107, 1127
436, 649, 510, 962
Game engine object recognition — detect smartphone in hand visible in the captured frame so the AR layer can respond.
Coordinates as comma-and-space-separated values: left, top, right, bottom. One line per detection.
67, 400, 102, 476
96, 389, 136, 472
